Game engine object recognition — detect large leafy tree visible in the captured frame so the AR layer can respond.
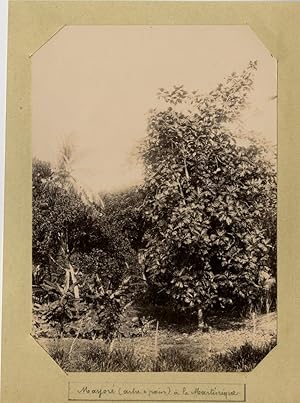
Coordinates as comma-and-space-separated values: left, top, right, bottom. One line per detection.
140, 62, 276, 324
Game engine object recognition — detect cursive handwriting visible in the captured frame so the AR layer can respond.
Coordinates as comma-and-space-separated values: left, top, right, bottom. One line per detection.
74, 383, 244, 401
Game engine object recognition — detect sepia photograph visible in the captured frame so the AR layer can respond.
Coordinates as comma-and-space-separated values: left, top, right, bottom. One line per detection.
31, 25, 277, 373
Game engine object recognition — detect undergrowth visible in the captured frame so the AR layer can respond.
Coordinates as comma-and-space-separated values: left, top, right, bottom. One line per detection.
48, 337, 276, 372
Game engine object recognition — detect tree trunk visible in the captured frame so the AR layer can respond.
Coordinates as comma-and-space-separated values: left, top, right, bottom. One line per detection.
69, 263, 80, 299
63, 270, 70, 294
109, 338, 115, 353
198, 308, 204, 331
154, 321, 159, 359
252, 311, 256, 334
265, 291, 270, 314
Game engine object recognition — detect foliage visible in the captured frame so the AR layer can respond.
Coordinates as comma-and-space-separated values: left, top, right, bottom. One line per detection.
32, 276, 84, 337
102, 187, 146, 252
119, 315, 156, 338
140, 62, 277, 315
74, 274, 133, 341
32, 156, 141, 341
33, 273, 134, 341
32, 159, 105, 278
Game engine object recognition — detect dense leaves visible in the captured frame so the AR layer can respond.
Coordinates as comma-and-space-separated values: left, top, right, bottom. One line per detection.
32, 158, 140, 340
140, 62, 276, 315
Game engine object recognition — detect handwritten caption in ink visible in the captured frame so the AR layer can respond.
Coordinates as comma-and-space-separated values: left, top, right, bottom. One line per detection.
68, 382, 245, 401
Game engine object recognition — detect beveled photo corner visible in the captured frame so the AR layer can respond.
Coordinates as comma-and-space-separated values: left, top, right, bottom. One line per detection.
31, 25, 277, 372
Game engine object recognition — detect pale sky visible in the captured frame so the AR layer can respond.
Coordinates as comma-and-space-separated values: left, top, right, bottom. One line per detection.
32, 25, 277, 194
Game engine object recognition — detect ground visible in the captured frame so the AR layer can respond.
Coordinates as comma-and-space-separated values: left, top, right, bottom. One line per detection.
36, 312, 276, 372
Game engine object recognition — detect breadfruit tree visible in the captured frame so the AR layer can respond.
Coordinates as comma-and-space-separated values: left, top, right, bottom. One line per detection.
140, 61, 276, 326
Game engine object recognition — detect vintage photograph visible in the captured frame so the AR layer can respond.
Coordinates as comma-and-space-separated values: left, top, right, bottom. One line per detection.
31, 25, 277, 372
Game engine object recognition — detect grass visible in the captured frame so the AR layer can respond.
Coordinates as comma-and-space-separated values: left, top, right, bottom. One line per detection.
48, 342, 148, 372
46, 338, 276, 372
38, 312, 277, 372
154, 339, 276, 372
214, 338, 277, 372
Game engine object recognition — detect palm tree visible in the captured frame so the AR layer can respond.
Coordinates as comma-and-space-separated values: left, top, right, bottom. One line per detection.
49, 136, 105, 300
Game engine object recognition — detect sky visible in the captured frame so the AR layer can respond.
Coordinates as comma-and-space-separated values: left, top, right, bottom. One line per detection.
32, 25, 277, 195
